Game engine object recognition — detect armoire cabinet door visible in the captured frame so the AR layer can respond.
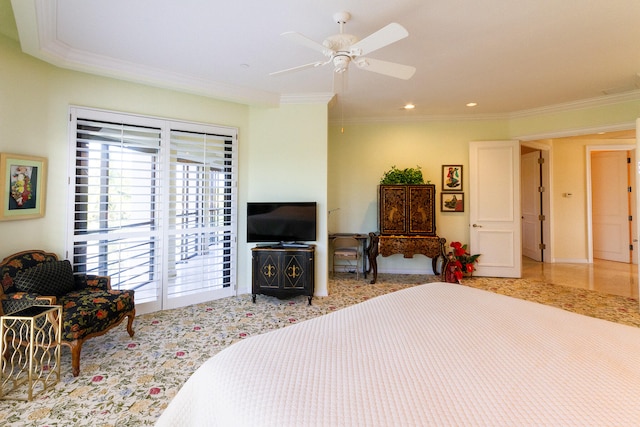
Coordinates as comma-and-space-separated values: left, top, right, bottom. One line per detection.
379, 185, 407, 234
408, 185, 436, 235
379, 184, 436, 236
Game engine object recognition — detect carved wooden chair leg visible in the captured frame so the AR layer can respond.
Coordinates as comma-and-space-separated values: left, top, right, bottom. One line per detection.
66, 340, 83, 377
126, 310, 135, 337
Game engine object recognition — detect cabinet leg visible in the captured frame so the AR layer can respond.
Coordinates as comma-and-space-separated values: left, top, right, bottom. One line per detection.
368, 232, 379, 284
252, 294, 256, 303
308, 296, 312, 305
369, 249, 379, 284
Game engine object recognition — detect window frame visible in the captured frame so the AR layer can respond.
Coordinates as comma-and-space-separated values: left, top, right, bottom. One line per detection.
67, 107, 238, 315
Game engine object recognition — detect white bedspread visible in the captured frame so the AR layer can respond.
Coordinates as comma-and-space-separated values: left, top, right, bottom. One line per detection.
156, 283, 640, 426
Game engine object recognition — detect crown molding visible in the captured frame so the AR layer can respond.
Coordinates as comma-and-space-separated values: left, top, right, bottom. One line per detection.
329, 90, 640, 125
13, 0, 640, 121
514, 122, 636, 141
329, 112, 507, 125
12, 0, 280, 108
13, 0, 329, 109
507, 90, 640, 119
280, 93, 335, 105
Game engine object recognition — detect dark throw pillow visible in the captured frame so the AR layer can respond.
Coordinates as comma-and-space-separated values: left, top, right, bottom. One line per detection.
13, 260, 76, 296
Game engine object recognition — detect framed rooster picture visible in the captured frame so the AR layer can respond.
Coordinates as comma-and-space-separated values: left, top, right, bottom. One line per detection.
442, 165, 463, 192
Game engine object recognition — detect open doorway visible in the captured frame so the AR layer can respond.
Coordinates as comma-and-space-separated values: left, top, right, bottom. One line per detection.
522, 130, 637, 265
518, 127, 638, 303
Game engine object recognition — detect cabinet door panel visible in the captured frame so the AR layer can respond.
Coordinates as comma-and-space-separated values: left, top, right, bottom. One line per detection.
379, 186, 407, 234
408, 185, 436, 235
253, 252, 280, 289
282, 253, 308, 289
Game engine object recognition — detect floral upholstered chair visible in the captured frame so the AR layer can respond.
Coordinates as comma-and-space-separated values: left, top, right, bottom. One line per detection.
0, 250, 135, 376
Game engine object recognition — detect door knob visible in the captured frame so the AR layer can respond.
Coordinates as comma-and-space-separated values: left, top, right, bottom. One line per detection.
472, 224, 482, 228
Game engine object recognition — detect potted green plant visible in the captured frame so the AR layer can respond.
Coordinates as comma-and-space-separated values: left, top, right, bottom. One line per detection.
379, 165, 427, 184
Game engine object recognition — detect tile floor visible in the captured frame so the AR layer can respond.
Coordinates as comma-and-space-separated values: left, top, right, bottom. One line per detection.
522, 257, 638, 299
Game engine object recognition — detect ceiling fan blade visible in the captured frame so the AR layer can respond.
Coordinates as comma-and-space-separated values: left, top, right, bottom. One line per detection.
281, 31, 331, 54
350, 23, 409, 56
356, 57, 416, 80
269, 61, 326, 76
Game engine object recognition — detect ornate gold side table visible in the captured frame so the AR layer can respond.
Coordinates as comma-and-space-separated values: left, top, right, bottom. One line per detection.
0, 305, 62, 401
367, 233, 446, 284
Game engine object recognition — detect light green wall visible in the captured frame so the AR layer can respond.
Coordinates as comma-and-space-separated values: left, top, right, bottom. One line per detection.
0, 34, 330, 297
328, 119, 509, 273
329, 112, 640, 273
247, 104, 329, 295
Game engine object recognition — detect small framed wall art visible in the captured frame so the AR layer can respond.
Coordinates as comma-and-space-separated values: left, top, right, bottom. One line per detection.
441, 192, 464, 212
0, 153, 47, 221
442, 165, 463, 191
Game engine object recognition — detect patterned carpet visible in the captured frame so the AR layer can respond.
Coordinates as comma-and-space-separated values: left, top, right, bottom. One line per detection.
0, 274, 638, 426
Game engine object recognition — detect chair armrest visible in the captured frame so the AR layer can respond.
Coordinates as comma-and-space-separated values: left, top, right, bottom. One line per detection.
74, 274, 111, 291
0, 293, 56, 316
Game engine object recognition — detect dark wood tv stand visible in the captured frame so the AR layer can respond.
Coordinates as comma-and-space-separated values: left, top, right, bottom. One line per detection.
251, 245, 315, 305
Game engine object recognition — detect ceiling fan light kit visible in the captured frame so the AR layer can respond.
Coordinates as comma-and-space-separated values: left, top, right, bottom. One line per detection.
271, 11, 416, 91
332, 55, 350, 73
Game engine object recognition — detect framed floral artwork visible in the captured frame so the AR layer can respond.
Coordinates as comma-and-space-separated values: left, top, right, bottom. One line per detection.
0, 153, 47, 220
441, 192, 464, 212
442, 165, 463, 191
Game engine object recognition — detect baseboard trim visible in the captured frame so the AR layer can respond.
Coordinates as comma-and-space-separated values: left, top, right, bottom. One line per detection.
378, 267, 436, 275
551, 258, 589, 264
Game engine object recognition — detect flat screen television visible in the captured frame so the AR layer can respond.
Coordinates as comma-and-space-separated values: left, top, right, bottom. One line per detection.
247, 202, 317, 243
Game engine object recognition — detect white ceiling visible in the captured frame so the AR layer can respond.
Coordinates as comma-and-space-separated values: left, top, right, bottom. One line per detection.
8, 0, 640, 121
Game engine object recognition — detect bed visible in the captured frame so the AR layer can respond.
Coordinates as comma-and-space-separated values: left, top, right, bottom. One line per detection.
156, 282, 640, 426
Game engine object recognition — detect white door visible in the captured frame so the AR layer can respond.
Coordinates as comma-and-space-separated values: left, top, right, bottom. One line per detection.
469, 140, 522, 277
521, 150, 542, 261
591, 151, 630, 263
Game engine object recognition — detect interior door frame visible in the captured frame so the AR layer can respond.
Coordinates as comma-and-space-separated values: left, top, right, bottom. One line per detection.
586, 145, 636, 264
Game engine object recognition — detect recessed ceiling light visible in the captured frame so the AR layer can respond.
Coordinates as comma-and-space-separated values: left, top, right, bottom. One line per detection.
404, 103, 416, 110
466, 102, 478, 107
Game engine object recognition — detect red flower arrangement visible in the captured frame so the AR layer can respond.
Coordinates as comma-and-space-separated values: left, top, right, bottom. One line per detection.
445, 241, 480, 283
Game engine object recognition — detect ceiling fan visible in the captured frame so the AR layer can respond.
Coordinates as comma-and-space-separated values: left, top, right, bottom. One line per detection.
270, 12, 416, 91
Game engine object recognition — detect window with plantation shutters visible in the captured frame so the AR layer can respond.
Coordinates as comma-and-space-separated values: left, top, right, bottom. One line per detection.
166, 128, 236, 307
68, 108, 237, 314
